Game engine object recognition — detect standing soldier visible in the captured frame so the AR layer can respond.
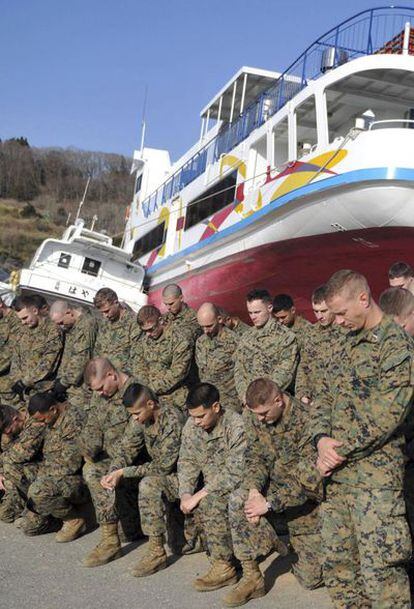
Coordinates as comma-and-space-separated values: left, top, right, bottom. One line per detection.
93, 288, 141, 372
101, 382, 184, 577
133, 305, 196, 412
162, 283, 200, 339
219, 308, 250, 337
0, 298, 21, 389
234, 289, 298, 403
388, 261, 414, 295
295, 285, 345, 404
79, 358, 140, 567
225, 378, 322, 607
22, 392, 87, 540
196, 303, 242, 412
178, 383, 246, 593
2, 295, 63, 405
312, 269, 414, 609
272, 293, 311, 350
49, 300, 98, 408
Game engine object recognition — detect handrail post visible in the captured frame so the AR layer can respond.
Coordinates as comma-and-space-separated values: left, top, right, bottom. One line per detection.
403, 21, 411, 55
367, 8, 374, 54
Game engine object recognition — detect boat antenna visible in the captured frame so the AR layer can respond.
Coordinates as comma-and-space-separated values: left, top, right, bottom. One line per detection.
140, 85, 148, 154
75, 176, 91, 223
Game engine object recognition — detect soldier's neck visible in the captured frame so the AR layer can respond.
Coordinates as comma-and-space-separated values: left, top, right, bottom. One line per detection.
363, 302, 383, 330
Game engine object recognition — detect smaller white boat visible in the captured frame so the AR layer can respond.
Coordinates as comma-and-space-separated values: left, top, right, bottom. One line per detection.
19, 219, 147, 311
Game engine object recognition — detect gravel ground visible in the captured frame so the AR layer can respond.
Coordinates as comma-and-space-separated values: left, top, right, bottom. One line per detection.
0, 521, 333, 609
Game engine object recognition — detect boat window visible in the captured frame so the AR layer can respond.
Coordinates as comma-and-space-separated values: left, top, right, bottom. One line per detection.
135, 173, 143, 194
58, 253, 71, 269
132, 222, 166, 259
81, 257, 101, 277
273, 117, 289, 168
295, 95, 318, 156
249, 135, 267, 190
185, 171, 237, 230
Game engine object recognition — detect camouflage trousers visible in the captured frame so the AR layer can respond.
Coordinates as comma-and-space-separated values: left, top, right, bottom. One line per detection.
321, 482, 411, 609
229, 488, 323, 588
83, 459, 140, 537
27, 473, 85, 519
2, 460, 39, 513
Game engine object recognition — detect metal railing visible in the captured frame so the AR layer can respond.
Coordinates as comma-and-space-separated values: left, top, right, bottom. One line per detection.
141, 6, 414, 219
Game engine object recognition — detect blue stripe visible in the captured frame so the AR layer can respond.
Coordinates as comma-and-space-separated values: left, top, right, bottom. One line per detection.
146, 166, 414, 275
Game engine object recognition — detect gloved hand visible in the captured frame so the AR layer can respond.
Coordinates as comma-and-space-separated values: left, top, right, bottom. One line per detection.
11, 380, 26, 400
51, 379, 68, 402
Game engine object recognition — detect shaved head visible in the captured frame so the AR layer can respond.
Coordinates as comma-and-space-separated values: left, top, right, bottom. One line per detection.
84, 357, 117, 385
197, 302, 222, 337
162, 283, 185, 316
50, 300, 71, 317
162, 284, 182, 299
49, 299, 82, 330
325, 270, 370, 303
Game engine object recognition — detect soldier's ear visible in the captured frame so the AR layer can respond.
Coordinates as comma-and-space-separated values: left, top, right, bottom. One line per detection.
147, 399, 156, 411
212, 401, 221, 413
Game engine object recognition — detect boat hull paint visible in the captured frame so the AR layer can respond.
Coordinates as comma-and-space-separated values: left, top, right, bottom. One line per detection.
148, 226, 414, 320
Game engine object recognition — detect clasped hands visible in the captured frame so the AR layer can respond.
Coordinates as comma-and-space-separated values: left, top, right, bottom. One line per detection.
316, 437, 346, 477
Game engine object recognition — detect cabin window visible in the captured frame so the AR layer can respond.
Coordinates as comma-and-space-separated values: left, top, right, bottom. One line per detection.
295, 95, 318, 156
273, 117, 289, 168
132, 222, 166, 259
58, 253, 71, 269
185, 171, 237, 230
81, 257, 101, 277
135, 173, 143, 194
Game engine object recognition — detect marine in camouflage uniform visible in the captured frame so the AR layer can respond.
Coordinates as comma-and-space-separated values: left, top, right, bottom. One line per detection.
49, 302, 98, 409
161, 283, 201, 340
178, 386, 246, 592
0, 304, 21, 391
196, 303, 242, 412
94, 306, 141, 373
312, 271, 414, 609
228, 389, 323, 594
133, 305, 196, 411
289, 314, 312, 350
234, 317, 298, 402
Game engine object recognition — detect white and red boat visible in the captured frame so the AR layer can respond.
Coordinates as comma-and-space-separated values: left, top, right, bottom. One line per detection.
122, 6, 414, 317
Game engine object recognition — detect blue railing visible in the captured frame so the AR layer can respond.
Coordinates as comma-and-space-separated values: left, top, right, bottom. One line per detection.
141, 6, 414, 218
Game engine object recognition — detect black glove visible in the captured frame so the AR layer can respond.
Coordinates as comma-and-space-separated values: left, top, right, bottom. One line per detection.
11, 380, 26, 400
51, 379, 68, 402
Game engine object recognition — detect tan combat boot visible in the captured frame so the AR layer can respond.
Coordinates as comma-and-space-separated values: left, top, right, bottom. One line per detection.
55, 517, 87, 543
131, 535, 167, 577
223, 560, 266, 607
82, 522, 122, 567
193, 559, 238, 592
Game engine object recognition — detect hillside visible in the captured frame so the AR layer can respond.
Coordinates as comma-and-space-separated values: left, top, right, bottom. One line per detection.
0, 137, 134, 270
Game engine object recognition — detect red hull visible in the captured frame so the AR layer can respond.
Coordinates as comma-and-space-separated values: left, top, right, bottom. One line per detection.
148, 227, 414, 321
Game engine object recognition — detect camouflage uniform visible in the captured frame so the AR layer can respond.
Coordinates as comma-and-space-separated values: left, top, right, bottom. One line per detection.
231, 318, 249, 337
229, 395, 323, 589
118, 407, 184, 540
94, 308, 141, 373
133, 323, 196, 412
178, 410, 246, 561
1, 416, 46, 515
289, 315, 312, 351
0, 310, 21, 388
234, 318, 299, 402
27, 404, 87, 519
196, 326, 242, 412
58, 309, 98, 409
163, 304, 201, 340
295, 323, 345, 402
2, 316, 63, 405
79, 377, 140, 531
312, 315, 414, 609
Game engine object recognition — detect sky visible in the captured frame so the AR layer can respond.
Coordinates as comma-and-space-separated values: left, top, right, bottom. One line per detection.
1, 0, 409, 161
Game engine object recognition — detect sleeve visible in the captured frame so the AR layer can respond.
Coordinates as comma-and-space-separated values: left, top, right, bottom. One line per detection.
151, 332, 195, 395
109, 417, 145, 471
2, 419, 46, 466
241, 411, 271, 491
177, 421, 202, 496
79, 402, 104, 461
47, 417, 83, 476
270, 331, 299, 391
20, 326, 63, 387
204, 417, 247, 495
233, 340, 249, 402
294, 337, 312, 399
60, 325, 95, 388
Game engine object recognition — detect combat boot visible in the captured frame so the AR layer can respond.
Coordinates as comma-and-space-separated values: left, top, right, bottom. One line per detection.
193, 559, 238, 592
223, 560, 265, 607
82, 522, 122, 567
20, 510, 53, 536
0, 496, 24, 523
131, 535, 167, 577
55, 517, 87, 543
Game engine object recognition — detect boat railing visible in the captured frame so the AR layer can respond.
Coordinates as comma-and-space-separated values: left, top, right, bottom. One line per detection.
140, 6, 414, 219
369, 119, 414, 130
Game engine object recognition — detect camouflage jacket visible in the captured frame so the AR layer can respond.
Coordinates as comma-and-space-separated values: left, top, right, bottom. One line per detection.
37, 403, 86, 477
10, 315, 63, 390
290, 315, 312, 351
231, 318, 250, 337
133, 323, 196, 410
311, 315, 414, 488
0, 311, 22, 375
196, 326, 242, 412
178, 410, 246, 497
163, 304, 201, 340
295, 323, 345, 402
59, 310, 98, 406
79, 376, 135, 462
234, 318, 299, 402
243, 396, 322, 509
0, 416, 45, 473
94, 308, 141, 373
113, 407, 184, 478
